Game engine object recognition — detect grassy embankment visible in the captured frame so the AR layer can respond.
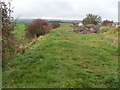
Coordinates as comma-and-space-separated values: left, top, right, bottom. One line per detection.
3, 23, 118, 88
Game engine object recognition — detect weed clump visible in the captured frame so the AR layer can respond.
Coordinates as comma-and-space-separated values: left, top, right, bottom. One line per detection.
51, 22, 60, 29
98, 26, 118, 35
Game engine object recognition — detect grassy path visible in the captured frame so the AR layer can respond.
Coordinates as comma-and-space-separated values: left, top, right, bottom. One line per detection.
3, 24, 118, 88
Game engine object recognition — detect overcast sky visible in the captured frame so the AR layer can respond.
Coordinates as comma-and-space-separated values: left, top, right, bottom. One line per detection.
4, 0, 120, 21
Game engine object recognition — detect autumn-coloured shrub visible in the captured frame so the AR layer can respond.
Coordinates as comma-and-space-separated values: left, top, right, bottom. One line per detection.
101, 20, 113, 27
25, 19, 51, 39
51, 22, 60, 29
1, 1, 16, 60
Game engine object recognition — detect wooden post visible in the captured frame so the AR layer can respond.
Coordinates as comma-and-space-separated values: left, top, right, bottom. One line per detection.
0, 2, 2, 89
118, 1, 120, 24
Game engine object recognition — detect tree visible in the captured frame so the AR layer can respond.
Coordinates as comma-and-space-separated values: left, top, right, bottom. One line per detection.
82, 14, 102, 25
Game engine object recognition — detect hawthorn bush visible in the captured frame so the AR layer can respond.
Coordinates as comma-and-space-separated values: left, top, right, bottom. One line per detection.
1, 1, 16, 61
51, 22, 60, 29
25, 19, 51, 39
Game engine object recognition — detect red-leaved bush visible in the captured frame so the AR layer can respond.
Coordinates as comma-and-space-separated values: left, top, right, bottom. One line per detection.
25, 19, 51, 38
51, 22, 60, 29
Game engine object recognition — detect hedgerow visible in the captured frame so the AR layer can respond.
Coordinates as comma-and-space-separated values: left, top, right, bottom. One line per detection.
1, 1, 16, 61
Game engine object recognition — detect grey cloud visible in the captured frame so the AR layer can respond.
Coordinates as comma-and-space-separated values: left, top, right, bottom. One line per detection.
11, 0, 119, 21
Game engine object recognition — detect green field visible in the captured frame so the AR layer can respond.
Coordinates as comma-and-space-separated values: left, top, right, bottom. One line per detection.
3, 24, 118, 88
12, 24, 26, 41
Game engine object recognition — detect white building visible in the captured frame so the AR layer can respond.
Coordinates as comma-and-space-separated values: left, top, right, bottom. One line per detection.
78, 22, 83, 26
114, 22, 120, 27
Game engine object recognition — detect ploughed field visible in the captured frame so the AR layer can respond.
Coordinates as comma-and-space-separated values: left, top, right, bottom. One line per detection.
3, 23, 118, 88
